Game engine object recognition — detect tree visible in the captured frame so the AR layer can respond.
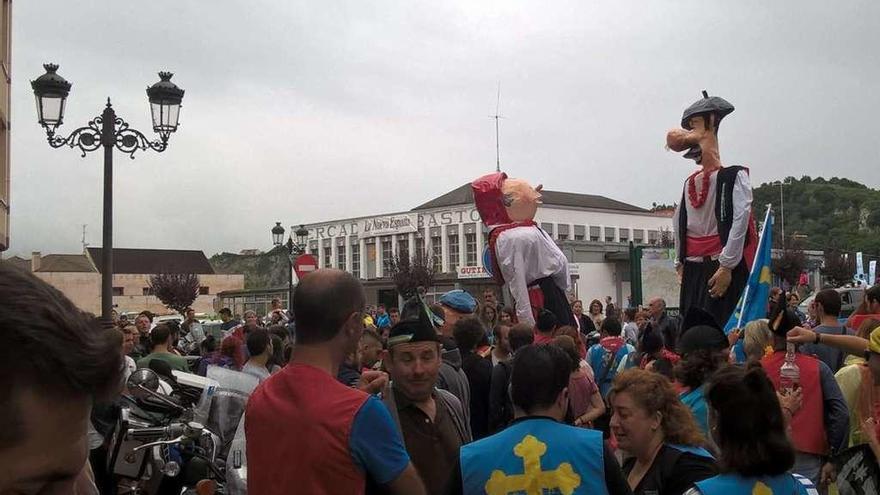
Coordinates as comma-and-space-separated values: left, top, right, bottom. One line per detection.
772, 244, 807, 286
821, 250, 855, 288
387, 249, 438, 299
149, 273, 200, 314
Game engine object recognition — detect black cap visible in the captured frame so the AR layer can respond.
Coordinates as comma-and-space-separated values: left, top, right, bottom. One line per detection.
387, 293, 442, 347
677, 307, 728, 355
768, 291, 802, 337
681, 90, 735, 130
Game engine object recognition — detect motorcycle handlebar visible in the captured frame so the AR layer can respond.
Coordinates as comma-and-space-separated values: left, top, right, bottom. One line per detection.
127, 423, 186, 440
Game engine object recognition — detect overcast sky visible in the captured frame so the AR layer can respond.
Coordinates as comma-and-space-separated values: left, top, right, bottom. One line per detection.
8, 1, 879, 258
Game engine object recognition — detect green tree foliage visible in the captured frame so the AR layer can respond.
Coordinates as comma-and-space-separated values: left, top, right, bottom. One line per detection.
149, 273, 200, 314
772, 243, 807, 286
387, 249, 437, 299
753, 176, 880, 256
822, 250, 856, 287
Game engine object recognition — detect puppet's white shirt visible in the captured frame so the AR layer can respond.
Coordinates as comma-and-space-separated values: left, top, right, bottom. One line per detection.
672, 168, 752, 269
495, 225, 570, 326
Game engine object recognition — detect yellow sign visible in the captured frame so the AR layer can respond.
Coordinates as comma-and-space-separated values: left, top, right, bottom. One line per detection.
485, 435, 581, 495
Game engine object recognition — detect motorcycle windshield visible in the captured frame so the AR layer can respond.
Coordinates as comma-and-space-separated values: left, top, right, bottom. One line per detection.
200, 366, 259, 460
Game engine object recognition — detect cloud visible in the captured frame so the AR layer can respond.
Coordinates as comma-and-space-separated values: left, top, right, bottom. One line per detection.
8, 0, 880, 257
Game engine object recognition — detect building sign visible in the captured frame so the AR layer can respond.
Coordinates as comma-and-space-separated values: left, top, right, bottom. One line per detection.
307, 208, 483, 240
458, 265, 491, 279
361, 214, 418, 238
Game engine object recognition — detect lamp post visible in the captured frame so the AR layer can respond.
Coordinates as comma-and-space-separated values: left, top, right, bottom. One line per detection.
31, 64, 184, 322
272, 222, 309, 310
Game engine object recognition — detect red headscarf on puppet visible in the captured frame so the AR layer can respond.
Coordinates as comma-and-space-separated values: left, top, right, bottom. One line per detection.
472, 172, 573, 327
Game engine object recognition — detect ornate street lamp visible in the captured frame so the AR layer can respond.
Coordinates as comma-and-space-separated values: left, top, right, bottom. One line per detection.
271, 223, 309, 311
31, 63, 185, 322
31, 64, 71, 133
294, 224, 309, 248
272, 222, 285, 247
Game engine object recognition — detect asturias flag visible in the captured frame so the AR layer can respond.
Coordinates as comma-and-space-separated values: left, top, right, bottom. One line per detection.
725, 206, 774, 337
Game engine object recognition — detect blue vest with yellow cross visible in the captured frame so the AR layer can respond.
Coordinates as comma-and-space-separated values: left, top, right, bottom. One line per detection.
460, 417, 607, 495
694, 472, 817, 495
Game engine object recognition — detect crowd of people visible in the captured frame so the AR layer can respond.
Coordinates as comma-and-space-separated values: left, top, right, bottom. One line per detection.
4, 257, 880, 494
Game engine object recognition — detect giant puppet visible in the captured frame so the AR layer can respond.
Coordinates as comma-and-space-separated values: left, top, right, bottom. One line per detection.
471, 173, 574, 327
666, 91, 758, 327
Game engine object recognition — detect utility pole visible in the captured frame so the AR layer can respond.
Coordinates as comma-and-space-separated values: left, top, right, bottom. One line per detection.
490, 82, 503, 172
779, 180, 785, 250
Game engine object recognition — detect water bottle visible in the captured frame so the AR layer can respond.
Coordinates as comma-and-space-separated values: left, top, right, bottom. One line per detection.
779, 342, 800, 392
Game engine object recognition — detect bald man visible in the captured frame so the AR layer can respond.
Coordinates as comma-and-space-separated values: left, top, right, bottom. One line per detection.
246, 269, 426, 495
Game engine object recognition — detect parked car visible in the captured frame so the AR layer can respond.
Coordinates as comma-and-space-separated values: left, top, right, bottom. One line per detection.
799, 287, 865, 319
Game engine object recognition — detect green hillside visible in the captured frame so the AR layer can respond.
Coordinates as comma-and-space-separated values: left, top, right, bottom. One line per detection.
753, 176, 880, 255
210, 247, 292, 289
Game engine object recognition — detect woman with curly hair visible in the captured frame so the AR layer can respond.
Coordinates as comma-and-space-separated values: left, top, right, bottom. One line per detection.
588, 298, 605, 329
610, 368, 717, 495
683, 364, 818, 494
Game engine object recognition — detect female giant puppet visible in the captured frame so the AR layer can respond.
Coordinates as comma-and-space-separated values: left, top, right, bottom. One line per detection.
666, 91, 757, 327
471, 173, 574, 327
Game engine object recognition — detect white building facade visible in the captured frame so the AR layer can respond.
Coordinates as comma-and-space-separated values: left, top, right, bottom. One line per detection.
299, 184, 674, 308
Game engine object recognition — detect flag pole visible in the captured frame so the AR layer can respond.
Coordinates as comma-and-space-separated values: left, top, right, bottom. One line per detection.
735, 205, 773, 330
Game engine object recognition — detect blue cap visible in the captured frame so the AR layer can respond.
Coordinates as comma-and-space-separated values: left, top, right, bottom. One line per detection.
439, 289, 477, 314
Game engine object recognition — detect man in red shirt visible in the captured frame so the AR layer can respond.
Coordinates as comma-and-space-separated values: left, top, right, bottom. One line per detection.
762, 296, 848, 494
246, 269, 426, 495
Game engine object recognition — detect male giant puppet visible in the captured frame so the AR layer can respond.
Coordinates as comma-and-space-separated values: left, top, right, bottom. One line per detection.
666, 91, 757, 327
472, 173, 574, 327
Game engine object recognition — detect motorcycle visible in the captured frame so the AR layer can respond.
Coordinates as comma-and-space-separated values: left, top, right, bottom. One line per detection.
108, 368, 227, 494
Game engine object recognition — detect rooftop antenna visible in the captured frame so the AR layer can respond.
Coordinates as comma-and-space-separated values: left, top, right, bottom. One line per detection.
489, 82, 503, 172
81, 224, 89, 252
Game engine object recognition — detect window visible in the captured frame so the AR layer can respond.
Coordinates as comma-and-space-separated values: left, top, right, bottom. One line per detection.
448, 234, 460, 271
620, 228, 630, 242
397, 235, 409, 261
415, 237, 425, 256
352, 244, 361, 278
604, 227, 615, 243
337, 248, 346, 270
634, 230, 645, 244
310, 247, 318, 258
465, 233, 477, 266
142, 287, 153, 296
541, 223, 554, 237
648, 230, 660, 245
323, 246, 332, 268
589, 226, 601, 242
574, 225, 586, 241
557, 224, 570, 241
199, 286, 210, 295
382, 239, 393, 271
431, 236, 442, 268
112, 287, 124, 296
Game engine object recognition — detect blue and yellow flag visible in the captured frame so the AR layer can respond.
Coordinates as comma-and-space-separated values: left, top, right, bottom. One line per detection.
725, 206, 774, 337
